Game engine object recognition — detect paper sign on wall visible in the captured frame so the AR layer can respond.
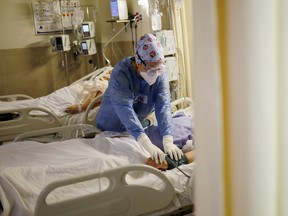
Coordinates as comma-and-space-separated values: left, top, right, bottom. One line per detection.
32, 0, 80, 35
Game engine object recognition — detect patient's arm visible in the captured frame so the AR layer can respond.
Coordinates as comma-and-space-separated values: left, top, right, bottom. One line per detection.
65, 70, 111, 114
146, 150, 195, 170
65, 91, 102, 114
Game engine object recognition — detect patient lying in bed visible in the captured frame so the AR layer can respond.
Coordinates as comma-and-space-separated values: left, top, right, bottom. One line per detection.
64, 69, 111, 114
0, 67, 112, 125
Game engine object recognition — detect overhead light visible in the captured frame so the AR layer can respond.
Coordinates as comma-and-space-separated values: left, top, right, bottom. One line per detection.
138, 0, 148, 6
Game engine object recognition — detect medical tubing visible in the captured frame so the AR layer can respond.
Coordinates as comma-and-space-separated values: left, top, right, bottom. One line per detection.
102, 22, 130, 65
165, 155, 191, 178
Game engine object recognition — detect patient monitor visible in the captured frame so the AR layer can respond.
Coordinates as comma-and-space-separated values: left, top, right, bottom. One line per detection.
110, 0, 128, 20
79, 39, 97, 55
50, 35, 71, 52
81, 21, 95, 38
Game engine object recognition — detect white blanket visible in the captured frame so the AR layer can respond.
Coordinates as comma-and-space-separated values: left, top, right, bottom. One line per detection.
0, 83, 88, 117
0, 66, 112, 126
0, 132, 194, 216
0, 82, 93, 127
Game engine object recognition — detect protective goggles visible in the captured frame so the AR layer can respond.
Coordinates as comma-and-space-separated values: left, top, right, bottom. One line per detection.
136, 51, 167, 75
145, 64, 167, 76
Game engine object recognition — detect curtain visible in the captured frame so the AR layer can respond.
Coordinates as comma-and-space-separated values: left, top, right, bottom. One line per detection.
192, 0, 288, 216
170, 0, 193, 99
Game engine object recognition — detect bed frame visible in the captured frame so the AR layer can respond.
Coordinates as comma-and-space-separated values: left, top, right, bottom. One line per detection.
0, 94, 33, 102
34, 164, 175, 216
8, 125, 194, 216
0, 107, 62, 143
13, 124, 100, 143
146, 97, 194, 126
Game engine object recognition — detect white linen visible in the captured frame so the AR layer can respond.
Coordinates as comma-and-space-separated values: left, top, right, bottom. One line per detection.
0, 131, 194, 216
0, 68, 111, 126
0, 83, 89, 117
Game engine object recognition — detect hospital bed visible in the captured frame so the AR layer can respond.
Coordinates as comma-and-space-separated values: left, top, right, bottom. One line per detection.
0, 66, 113, 143
0, 122, 195, 216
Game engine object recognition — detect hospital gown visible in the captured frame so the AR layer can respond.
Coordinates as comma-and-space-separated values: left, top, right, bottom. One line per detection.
96, 57, 173, 139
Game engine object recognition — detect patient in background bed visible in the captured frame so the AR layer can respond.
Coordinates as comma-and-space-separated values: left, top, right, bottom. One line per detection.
65, 69, 112, 114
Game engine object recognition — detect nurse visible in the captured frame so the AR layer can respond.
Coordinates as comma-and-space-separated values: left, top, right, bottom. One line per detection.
96, 33, 183, 164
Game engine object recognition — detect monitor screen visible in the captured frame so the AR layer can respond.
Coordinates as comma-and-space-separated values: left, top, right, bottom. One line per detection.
110, 0, 119, 18
81, 42, 88, 54
82, 24, 89, 33
82, 24, 91, 38
55, 37, 63, 51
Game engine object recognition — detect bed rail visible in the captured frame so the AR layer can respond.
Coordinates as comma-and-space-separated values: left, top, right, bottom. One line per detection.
0, 94, 33, 102
146, 97, 194, 126
71, 66, 113, 85
34, 164, 175, 216
83, 95, 103, 130
171, 97, 194, 114
0, 107, 61, 143
14, 124, 98, 143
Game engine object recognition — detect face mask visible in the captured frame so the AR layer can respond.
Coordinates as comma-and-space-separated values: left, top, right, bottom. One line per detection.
146, 64, 167, 76
139, 64, 167, 85
140, 71, 158, 85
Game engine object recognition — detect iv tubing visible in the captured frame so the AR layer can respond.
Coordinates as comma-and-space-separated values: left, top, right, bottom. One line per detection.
102, 22, 130, 66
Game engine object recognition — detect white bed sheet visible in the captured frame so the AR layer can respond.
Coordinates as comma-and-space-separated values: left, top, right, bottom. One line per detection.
0, 66, 112, 126
0, 83, 93, 127
0, 131, 194, 216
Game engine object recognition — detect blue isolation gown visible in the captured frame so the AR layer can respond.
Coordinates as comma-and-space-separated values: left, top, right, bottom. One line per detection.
96, 57, 173, 139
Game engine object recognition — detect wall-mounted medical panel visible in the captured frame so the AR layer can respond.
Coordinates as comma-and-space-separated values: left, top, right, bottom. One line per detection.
32, 0, 80, 35
164, 56, 178, 81
155, 30, 177, 56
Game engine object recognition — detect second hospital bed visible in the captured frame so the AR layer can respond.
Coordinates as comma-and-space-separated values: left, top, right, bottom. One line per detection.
0, 115, 195, 216
0, 66, 113, 143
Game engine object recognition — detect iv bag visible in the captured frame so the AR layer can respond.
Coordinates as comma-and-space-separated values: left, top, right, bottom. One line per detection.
151, 9, 162, 31
72, 9, 84, 30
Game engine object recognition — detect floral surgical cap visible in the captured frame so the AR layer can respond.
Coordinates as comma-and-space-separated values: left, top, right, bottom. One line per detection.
134, 33, 164, 65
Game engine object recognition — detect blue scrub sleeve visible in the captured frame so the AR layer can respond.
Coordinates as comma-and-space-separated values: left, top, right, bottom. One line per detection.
155, 74, 173, 137
109, 72, 145, 139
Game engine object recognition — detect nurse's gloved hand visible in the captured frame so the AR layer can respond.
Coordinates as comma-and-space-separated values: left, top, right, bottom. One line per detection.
163, 135, 183, 161
137, 133, 165, 164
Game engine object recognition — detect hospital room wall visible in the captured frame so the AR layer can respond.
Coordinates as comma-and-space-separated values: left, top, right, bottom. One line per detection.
0, 0, 100, 98
0, 0, 168, 98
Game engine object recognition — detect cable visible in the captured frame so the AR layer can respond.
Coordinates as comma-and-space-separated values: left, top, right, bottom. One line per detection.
102, 22, 130, 66
165, 155, 191, 178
